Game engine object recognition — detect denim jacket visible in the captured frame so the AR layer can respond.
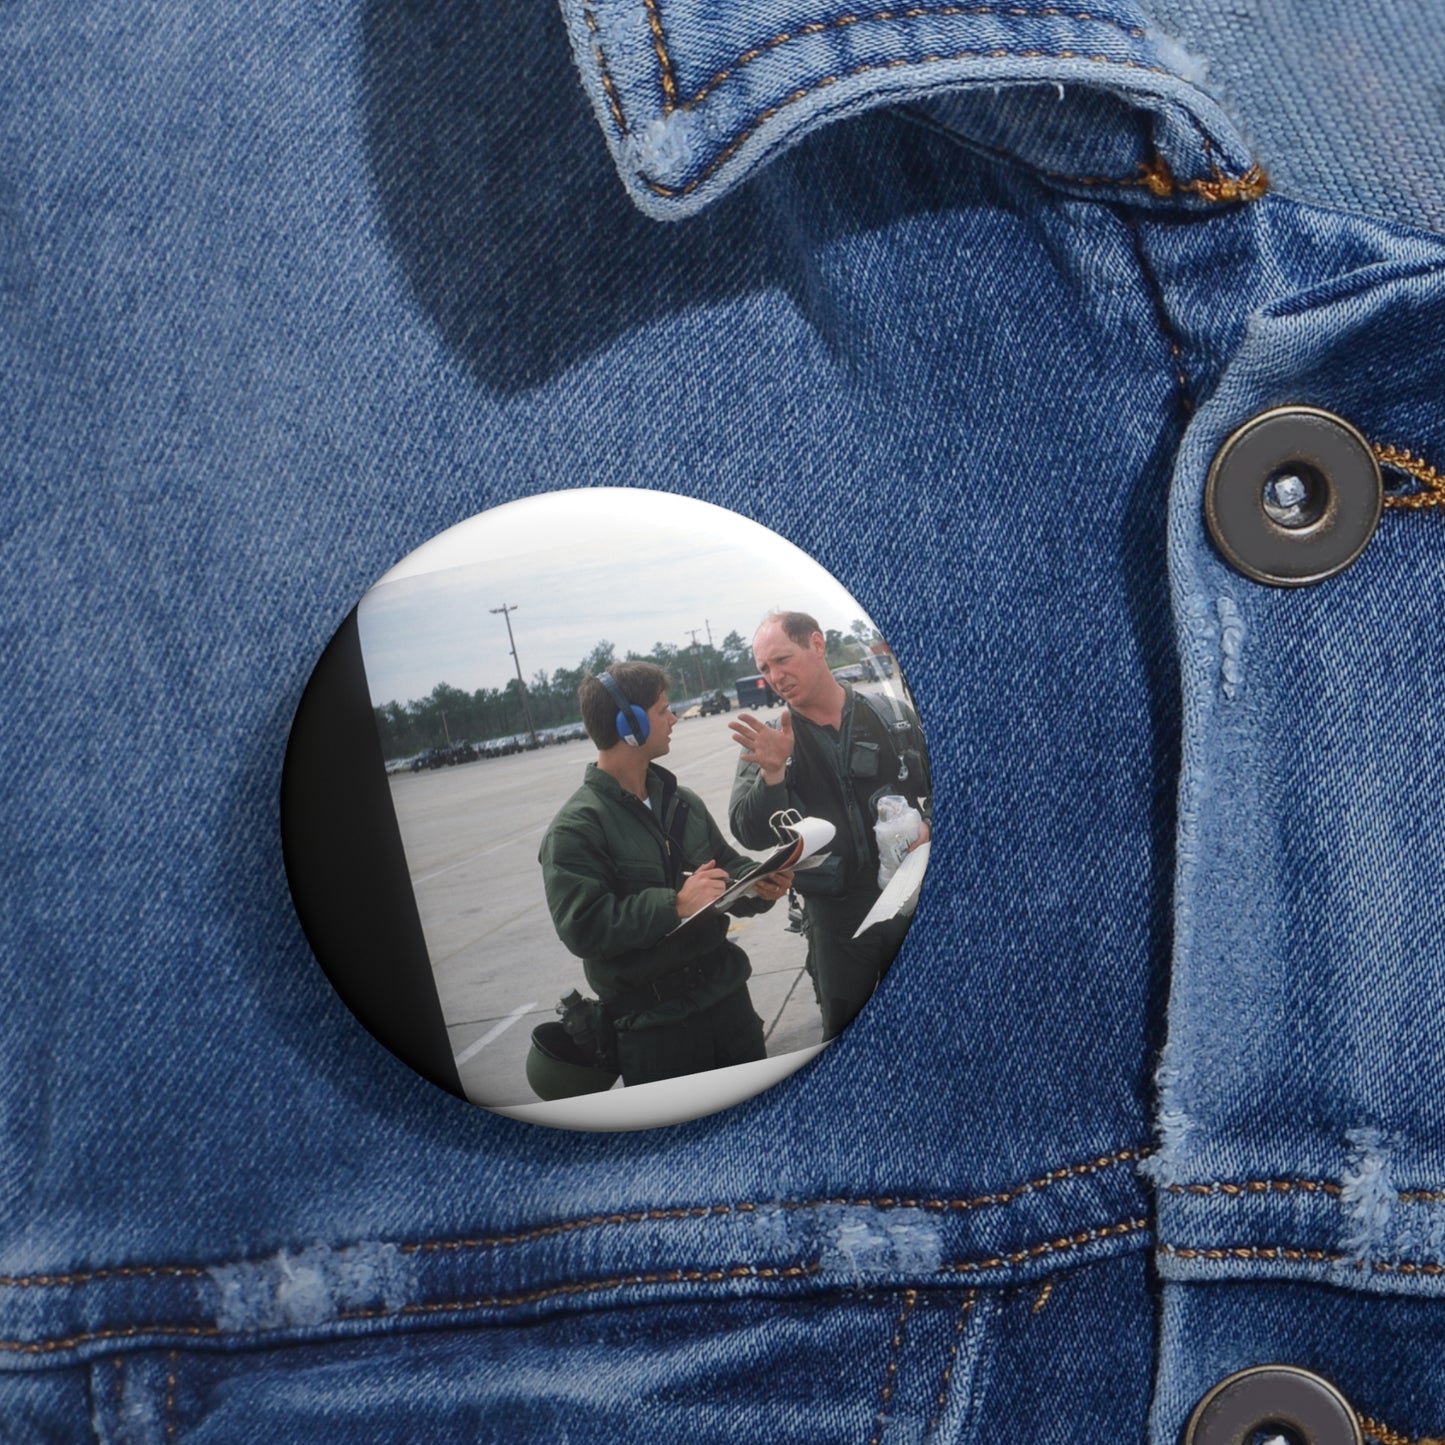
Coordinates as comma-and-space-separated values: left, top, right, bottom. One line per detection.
4, 0, 1445, 1440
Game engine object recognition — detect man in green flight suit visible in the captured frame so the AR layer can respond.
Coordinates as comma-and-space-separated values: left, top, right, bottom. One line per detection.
539, 662, 793, 1088
729, 612, 931, 1041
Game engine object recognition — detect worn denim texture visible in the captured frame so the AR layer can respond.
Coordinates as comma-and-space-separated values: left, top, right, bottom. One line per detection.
3, 0, 1444, 1440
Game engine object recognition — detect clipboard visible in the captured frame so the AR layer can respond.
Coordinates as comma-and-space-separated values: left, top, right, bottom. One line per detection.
671, 815, 836, 932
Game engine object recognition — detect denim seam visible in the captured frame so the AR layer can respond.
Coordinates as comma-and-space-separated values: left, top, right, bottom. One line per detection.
1029, 1276, 1056, 1312
1164, 1178, 1445, 1202
1375, 443, 1445, 510
590, 3, 1270, 201
634, 51, 1213, 200
923, 1289, 977, 1437
655, 7, 1150, 116
583, 6, 629, 133
868, 1287, 919, 1445
391, 1146, 1151, 1261
1165, 1178, 1343, 1198
899, 108, 1266, 205
0, 1324, 225, 1358
940, 1216, 1149, 1273
1119, 208, 1195, 418
1157, 1243, 1445, 1276
601, 6, 1150, 135
163, 1349, 178, 1442
643, 0, 677, 107
0, 1220, 1148, 1357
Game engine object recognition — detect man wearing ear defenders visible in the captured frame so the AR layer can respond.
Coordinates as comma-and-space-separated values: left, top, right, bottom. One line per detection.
730, 612, 930, 1041
538, 662, 794, 1087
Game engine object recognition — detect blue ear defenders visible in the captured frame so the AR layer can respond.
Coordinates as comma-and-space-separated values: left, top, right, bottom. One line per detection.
597, 672, 649, 747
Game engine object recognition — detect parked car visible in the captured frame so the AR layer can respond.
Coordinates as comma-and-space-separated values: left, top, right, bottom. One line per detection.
699, 689, 731, 715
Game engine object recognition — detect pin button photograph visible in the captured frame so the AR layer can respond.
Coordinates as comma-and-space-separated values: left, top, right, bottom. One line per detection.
281, 489, 932, 1131
1204, 406, 1383, 586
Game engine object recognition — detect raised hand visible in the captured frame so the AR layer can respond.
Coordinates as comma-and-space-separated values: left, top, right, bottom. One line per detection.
728, 710, 793, 784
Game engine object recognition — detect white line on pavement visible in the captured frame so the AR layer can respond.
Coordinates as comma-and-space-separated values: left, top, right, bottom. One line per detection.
454, 1001, 538, 1066
412, 823, 550, 886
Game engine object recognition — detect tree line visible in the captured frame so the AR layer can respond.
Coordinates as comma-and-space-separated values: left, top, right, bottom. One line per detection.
371, 622, 881, 760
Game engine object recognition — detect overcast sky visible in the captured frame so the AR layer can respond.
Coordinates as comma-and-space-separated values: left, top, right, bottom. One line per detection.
356, 491, 881, 706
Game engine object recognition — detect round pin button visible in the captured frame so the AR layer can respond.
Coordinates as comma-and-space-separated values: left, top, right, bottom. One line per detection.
1183, 1365, 1363, 1445
1204, 406, 1382, 586
282, 489, 932, 1130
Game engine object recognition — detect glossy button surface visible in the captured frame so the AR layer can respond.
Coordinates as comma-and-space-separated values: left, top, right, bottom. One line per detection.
1204, 406, 1382, 586
281, 488, 932, 1130
1183, 1365, 1363, 1445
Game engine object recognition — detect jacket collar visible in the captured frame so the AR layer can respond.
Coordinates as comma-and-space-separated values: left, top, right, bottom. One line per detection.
557, 0, 1262, 220
584, 760, 678, 814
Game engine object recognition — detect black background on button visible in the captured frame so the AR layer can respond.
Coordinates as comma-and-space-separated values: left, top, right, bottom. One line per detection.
281, 609, 464, 1100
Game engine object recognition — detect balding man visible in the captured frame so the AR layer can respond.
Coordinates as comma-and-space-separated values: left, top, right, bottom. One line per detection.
728, 612, 930, 1039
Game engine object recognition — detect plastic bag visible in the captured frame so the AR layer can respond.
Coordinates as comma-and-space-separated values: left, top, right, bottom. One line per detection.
874, 794, 923, 889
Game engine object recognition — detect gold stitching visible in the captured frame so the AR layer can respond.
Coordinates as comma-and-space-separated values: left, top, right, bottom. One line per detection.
1135, 151, 1268, 203
0, 1211, 1151, 1356
643, 0, 677, 109
940, 1216, 1150, 1273
0, 1323, 225, 1358
583, 6, 628, 134
1374, 444, 1445, 511
925, 1291, 977, 1436
0, 1147, 1150, 1296
164, 1349, 178, 1442
375, 1260, 823, 1318
398, 1146, 1149, 1259
1160, 1243, 1345, 1264
1158, 1243, 1445, 1276
685, 6, 1149, 109
0, 1263, 207, 1288
936, 127, 1264, 201
638, 52, 1265, 200
1363, 1418, 1414, 1445
582, 2, 1264, 203
1359, 1413, 1445, 1445
1030, 1276, 1055, 1313
1164, 1178, 1343, 1198
649, 49, 1177, 194
1164, 1177, 1445, 1203
869, 1288, 919, 1445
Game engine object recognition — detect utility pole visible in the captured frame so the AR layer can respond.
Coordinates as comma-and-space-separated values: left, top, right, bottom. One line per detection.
705, 619, 722, 688
685, 628, 705, 696
489, 604, 539, 749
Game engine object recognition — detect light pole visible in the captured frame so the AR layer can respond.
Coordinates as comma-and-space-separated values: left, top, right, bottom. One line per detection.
685, 627, 705, 697
490, 604, 539, 748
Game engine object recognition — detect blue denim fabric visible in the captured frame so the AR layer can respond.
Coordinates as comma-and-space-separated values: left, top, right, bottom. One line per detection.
4, 0, 1445, 1440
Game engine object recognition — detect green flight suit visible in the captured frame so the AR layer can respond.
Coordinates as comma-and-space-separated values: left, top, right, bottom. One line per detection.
539, 762, 772, 1086
729, 685, 929, 1040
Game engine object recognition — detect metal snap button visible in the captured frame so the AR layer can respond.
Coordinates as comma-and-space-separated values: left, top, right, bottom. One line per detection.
1183, 1365, 1363, 1445
1204, 406, 1382, 586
